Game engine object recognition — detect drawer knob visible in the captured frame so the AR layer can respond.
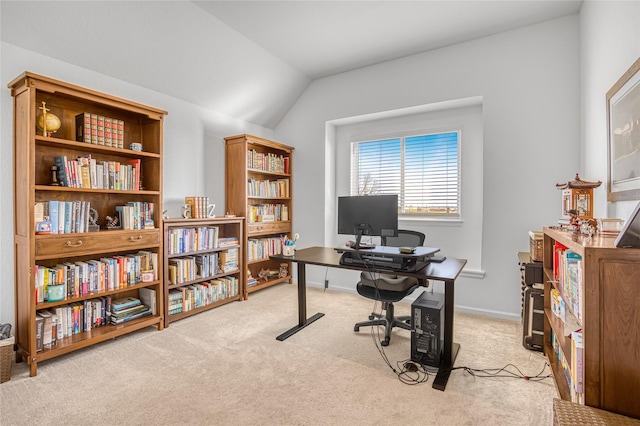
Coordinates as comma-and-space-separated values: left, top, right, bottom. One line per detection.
129, 235, 143, 242
65, 240, 83, 247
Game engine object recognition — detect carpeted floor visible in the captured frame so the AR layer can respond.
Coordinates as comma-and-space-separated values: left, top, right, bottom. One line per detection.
0, 284, 556, 425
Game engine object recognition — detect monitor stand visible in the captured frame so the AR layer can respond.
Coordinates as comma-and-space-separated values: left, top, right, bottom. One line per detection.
352, 230, 375, 249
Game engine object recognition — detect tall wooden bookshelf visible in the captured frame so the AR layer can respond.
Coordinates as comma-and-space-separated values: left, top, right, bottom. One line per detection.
225, 134, 293, 299
163, 217, 244, 327
542, 227, 640, 419
9, 72, 167, 376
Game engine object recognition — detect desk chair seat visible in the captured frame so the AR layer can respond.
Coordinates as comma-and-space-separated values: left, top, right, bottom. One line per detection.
353, 229, 427, 346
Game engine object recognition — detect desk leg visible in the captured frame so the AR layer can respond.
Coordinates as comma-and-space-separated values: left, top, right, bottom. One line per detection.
432, 278, 460, 391
276, 262, 324, 341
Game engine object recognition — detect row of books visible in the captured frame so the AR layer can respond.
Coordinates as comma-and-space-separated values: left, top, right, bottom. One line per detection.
247, 203, 289, 223
184, 196, 211, 219
553, 241, 583, 322
550, 330, 584, 403
167, 226, 220, 255
116, 202, 155, 230
36, 297, 112, 350
76, 112, 125, 148
247, 235, 285, 262
247, 178, 290, 198
35, 200, 91, 235
167, 248, 239, 285
167, 276, 239, 315
217, 237, 238, 247
168, 252, 221, 285
247, 149, 290, 174
34, 251, 157, 304
54, 155, 141, 191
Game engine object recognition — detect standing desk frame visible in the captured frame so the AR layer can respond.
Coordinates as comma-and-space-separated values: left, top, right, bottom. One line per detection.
271, 246, 467, 391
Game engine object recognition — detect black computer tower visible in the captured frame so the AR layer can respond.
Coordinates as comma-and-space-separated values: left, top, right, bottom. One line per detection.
411, 291, 445, 367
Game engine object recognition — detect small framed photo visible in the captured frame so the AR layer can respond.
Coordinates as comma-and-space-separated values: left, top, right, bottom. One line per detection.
607, 57, 640, 201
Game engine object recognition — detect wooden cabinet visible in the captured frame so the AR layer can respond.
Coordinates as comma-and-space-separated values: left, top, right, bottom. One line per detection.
225, 134, 293, 299
542, 227, 640, 419
9, 72, 167, 376
163, 217, 244, 327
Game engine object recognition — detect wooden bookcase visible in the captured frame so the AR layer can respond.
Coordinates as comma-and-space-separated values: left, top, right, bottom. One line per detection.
542, 227, 640, 419
9, 72, 167, 376
163, 217, 244, 327
225, 134, 293, 299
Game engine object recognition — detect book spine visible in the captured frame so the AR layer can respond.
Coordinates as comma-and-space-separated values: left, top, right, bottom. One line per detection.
104, 117, 113, 147
53, 155, 69, 187
97, 115, 105, 145
90, 114, 98, 144
48, 200, 59, 235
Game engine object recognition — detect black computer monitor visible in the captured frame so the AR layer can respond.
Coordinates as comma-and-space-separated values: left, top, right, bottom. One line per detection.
615, 201, 640, 248
337, 194, 398, 249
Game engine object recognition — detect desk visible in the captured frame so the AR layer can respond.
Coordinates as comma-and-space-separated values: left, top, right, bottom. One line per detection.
271, 246, 467, 391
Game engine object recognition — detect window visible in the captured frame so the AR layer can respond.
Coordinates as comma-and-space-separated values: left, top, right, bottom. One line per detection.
350, 131, 460, 217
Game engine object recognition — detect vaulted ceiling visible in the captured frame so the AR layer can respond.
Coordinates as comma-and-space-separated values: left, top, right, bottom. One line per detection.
1, 1, 582, 128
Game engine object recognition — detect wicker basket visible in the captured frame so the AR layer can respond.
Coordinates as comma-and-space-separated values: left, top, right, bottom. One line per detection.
0, 335, 14, 383
529, 231, 543, 262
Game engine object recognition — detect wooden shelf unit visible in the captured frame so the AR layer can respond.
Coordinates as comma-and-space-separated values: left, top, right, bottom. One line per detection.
9, 72, 167, 376
163, 217, 244, 327
542, 227, 640, 419
225, 134, 293, 299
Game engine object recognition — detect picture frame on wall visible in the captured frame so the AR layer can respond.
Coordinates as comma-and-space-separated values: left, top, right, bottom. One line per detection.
607, 56, 640, 202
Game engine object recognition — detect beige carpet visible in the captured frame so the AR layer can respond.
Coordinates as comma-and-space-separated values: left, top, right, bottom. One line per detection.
1, 284, 556, 425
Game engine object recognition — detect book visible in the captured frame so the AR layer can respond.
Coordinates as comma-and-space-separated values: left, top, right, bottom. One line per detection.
48, 200, 59, 235
138, 287, 157, 315
34, 201, 45, 225
110, 308, 151, 324
110, 304, 149, 318
104, 117, 113, 147
37, 311, 53, 349
111, 297, 141, 312
90, 114, 98, 144
96, 115, 105, 145
571, 331, 584, 395
63, 201, 72, 234
53, 155, 69, 186
75, 112, 91, 143
57, 201, 65, 234
116, 120, 124, 148
35, 315, 45, 352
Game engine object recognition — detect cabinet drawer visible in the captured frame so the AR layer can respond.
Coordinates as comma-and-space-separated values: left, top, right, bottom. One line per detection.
248, 221, 291, 236
36, 230, 160, 258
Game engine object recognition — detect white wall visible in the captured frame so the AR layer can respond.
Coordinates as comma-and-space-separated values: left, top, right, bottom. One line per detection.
0, 42, 274, 327
329, 100, 484, 275
275, 15, 581, 319
581, 1, 640, 221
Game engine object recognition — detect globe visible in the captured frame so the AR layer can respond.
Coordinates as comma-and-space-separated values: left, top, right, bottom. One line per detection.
37, 112, 61, 135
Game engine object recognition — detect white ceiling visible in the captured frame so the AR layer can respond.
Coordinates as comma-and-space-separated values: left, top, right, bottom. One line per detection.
1, 1, 582, 128
195, 1, 583, 79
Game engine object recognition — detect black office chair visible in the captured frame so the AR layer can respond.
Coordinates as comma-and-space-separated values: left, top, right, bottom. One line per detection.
353, 230, 427, 346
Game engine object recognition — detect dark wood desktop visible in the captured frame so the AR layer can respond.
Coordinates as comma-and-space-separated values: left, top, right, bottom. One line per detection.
271, 246, 467, 391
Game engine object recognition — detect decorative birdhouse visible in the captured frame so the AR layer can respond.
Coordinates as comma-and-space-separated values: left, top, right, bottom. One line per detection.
556, 173, 602, 219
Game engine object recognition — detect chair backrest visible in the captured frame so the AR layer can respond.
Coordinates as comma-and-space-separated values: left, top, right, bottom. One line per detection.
381, 229, 425, 248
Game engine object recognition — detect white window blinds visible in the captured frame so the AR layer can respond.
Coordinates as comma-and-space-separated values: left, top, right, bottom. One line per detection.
350, 131, 460, 217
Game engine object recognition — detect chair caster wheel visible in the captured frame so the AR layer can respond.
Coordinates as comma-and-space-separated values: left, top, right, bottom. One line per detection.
381, 339, 389, 347
368, 314, 375, 320
354, 326, 360, 332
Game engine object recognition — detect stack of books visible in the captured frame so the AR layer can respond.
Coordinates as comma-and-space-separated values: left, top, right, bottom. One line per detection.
168, 290, 183, 315
110, 297, 151, 325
